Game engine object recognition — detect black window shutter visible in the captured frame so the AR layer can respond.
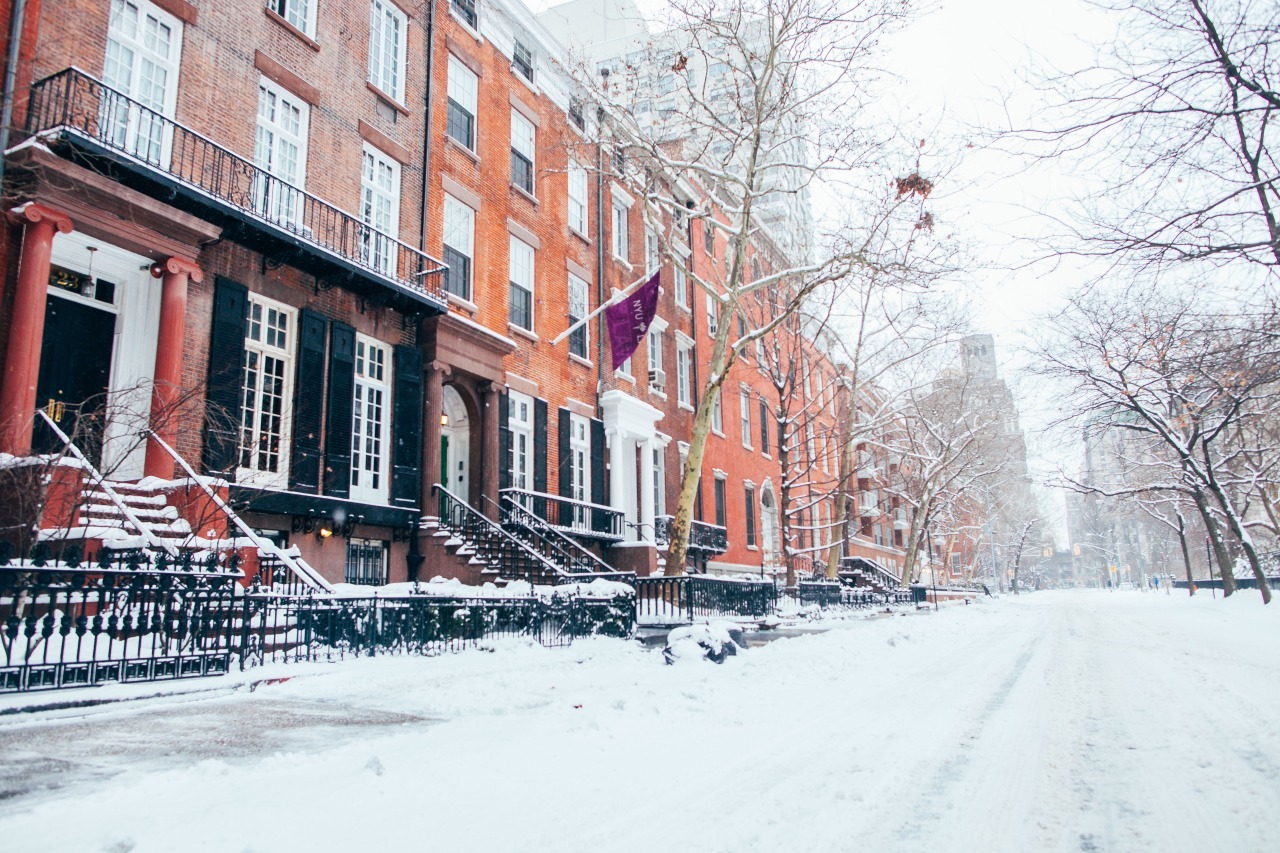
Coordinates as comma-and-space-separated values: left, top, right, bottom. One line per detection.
391, 345, 423, 508
590, 417, 606, 531
558, 407, 572, 499
533, 397, 548, 517
324, 322, 356, 498
289, 310, 328, 493
498, 392, 511, 493
204, 277, 247, 476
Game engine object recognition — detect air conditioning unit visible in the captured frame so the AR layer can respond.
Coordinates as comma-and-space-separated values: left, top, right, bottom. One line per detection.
649, 367, 666, 387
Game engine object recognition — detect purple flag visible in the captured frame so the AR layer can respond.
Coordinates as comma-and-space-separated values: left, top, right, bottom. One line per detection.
605, 271, 660, 368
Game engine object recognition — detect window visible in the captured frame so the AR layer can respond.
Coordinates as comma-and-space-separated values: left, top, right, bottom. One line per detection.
104, 0, 183, 167
569, 414, 591, 528
653, 444, 666, 518
676, 339, 692, 407
648, 325, 665, 389
713, 475, 727, 529
451, 0, 476, 28
568, 160, 588, 234
513, 39, 534, 82
509, 235, 534, 331
268, 0, 314, 37
815, 368, 824, 407
360, 144, 400, 275
807, 422, 817, 464
740, 387, 751, 448
612, 199, 629, 260
442, 195, 474, 300
744, 485, 757, 548
737, 313, 747, 347
239, 294, 295, 487
705, 292, 719, 337
568, 98, 586, 131
712, 392, 723, 434
646, 227, 660, 273
821, 428, 830, 474
368, 0, 406, 103
447, 56, 477, 150
675, 264, 689, 309
510, 109, 535, 194
704, 221, 715, 256
254, 77, 309, 226
759, 398, 770, 455
507, 391, 534, 491
351, 336, 390, 502
345, 538, 388, 585
568, 273, 589, 359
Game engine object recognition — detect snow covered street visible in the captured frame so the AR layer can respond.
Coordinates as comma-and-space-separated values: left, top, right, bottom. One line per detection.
1, 590, 1277, 853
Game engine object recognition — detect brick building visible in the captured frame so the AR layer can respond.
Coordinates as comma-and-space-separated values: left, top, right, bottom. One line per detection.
0, 0, 904, 588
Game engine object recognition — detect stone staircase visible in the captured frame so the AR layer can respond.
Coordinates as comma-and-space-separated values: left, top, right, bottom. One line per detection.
73, 480, 193, 551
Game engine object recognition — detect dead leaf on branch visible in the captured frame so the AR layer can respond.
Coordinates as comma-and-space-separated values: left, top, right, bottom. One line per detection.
895, 172, 934, 200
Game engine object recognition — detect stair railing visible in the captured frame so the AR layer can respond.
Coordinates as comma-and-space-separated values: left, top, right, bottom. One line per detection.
433, 484, 563, 585
495, 495, 621, 578
144, 428, 331, 592
35, 409, 176, 557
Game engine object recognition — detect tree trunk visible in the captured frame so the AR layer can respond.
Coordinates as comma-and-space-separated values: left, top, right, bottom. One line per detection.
1190, 487, 1236, 596
1175, 510, 1195, 597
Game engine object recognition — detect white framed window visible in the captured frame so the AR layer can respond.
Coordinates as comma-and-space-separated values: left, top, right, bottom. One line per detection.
821, 428, 831, 475
446, 55, 478, 150
645, 227, 660, 273
368, 0, 407, 103
254, 76, 309, 226
509, 235, 534, 331
508, 390, 534, 491
712, 392, 723, 434
239, 294, 296, 488
442, 194, 474, 300
807, 422, 817, 464
568, 160, 588, 234
512, 39, 535, 82
451, 0, 477, 28
104, 0, 183, 167
648, 322, 666, 390
510, 109, 535, 195
267, 0, 315, 37
568, 273, 589, 359
612, 199, 629, 261
360, 144, 401, 275
653, 444, 666, 518
351, 335, 391, 503
569, 413, 590, 529
676, 335, 693, 408
705, 292, 720, 337
674, 264, 688, 309
740, 386, 751, 448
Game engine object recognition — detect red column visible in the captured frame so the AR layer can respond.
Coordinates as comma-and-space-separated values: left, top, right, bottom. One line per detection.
0, 203, 74, 456
144, 256, 203, 479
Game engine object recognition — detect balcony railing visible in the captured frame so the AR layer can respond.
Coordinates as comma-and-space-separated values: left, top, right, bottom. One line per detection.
499, 488, 625, 542
654, 515, 729, 555
24, 68, 446, 311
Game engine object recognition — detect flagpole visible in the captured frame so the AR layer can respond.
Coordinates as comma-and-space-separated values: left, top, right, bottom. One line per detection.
548, 269, 657, 346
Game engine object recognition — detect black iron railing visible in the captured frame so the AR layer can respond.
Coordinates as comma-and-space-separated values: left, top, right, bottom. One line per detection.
795, 580, 843, 608
0, 557, 241, 692
500, 488, 625, 541
434, 484, 563, 585
496, 496, 628, 580
634, 575, 776, 623
654, 515, 729, 555
26, 68, 446, 311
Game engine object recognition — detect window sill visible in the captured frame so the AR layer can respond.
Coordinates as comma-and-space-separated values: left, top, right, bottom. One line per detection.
746, 545, 758, 552
512, 67, 539, 96
264, 8, 321, 51
570, 227, 591, 246
511, 183, 539, 206
742, 443, 753, 451
445, 134, 480, 164
649, 386, 667, 400
614, 370, 636, 385
448, 8, 484, 42
569, 353, 593, 369
711, 428, 725, 438
366, 82, 409, 115
508, 322, 539, 343
678, 402, 695, 413
613, 255, 633, 272
447, 292, 478, 314
676, 301, 690, 313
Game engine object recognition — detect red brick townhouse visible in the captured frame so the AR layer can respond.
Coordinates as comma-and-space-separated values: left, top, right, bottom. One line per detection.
0, 0, 901, 588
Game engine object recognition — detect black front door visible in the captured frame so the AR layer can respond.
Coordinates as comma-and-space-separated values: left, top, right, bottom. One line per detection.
33, 295, 116, 461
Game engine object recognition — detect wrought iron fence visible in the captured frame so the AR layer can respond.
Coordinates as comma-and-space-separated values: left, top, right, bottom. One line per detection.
500, 488, 625, 541
795, 581, 843, 608
435, 484, 562, 585
26, 68, 445, 309
634, 575, 776, 623
653, 516, 729, 554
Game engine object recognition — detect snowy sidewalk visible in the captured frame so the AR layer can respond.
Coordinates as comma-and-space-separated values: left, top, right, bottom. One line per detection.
0, 590, 1276, 852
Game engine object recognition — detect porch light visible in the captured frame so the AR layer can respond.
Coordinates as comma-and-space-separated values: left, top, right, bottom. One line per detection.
440, 413, 449, 426
317, 523, 333, 540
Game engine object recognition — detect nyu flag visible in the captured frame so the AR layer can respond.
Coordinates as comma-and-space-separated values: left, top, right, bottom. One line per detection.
605, 271, 660, 368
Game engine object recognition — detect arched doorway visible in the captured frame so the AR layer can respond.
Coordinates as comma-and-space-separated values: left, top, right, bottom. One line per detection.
760, 484, 780, 573
440, 385, 470, 502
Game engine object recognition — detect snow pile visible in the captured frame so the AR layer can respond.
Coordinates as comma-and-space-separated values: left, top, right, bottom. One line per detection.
663, 621, 742, 664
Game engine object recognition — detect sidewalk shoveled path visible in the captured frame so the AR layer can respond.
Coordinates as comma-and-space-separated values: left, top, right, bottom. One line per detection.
1, 590, 1277, 852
